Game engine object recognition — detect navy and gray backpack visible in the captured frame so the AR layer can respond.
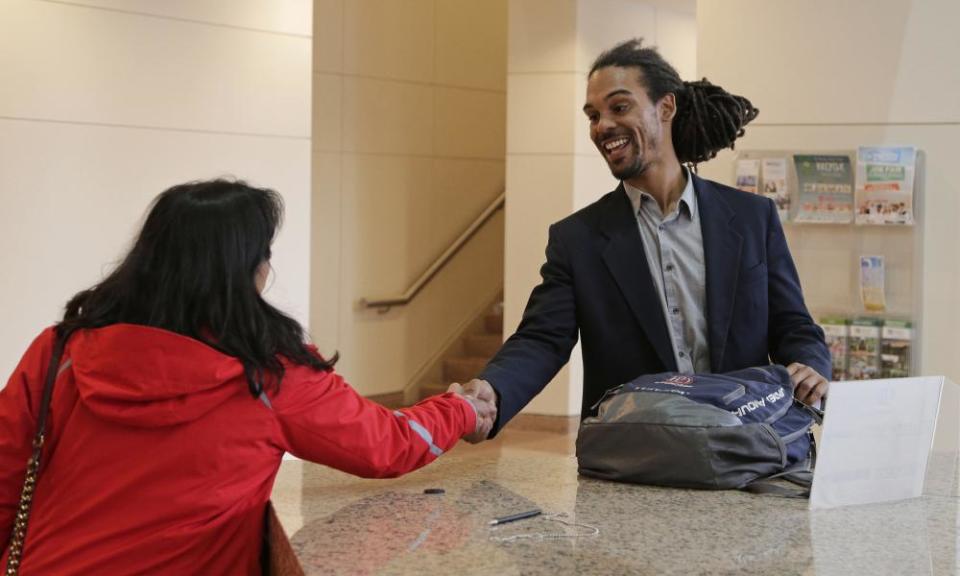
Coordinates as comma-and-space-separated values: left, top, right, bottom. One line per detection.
576, 365, 822, 493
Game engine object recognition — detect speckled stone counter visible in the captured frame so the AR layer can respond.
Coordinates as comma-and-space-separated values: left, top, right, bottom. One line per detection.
272, 430, 960, 576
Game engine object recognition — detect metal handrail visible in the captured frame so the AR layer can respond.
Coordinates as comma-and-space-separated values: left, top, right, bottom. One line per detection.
360, 190, 505, 313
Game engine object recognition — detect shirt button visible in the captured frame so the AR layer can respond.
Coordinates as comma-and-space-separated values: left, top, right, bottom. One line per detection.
679, 351, 686, 358
665, 264, 675, 272
671, 307, 680, 315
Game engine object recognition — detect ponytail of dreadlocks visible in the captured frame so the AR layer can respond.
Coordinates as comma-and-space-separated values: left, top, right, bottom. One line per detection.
673, 79, 759, 165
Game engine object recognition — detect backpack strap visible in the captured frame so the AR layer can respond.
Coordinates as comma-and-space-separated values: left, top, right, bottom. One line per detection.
741, 399, 824, 499
740, 479, 810, 498
802, 402, 824, 425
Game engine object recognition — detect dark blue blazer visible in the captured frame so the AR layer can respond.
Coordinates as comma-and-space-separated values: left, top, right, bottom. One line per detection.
480, 174, 831, 435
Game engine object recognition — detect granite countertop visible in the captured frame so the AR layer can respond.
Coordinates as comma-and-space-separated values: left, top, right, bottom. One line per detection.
272, 431, 960, 576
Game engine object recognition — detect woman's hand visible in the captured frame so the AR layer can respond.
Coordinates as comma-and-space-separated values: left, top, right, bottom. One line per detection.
448, 380, 497, 442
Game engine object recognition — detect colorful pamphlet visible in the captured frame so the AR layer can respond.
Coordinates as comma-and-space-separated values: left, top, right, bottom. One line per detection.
761, 157, 790, 221
881, 319, 913, 378
859, 255, 886, 313
820, 316, 849, 381
793, 154, 854, 223
855, 146, 916, 225
735, 158, 760, 194
847, 317, 882, 380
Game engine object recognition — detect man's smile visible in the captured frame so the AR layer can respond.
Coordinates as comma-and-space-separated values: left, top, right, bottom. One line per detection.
599, 134, 634, 164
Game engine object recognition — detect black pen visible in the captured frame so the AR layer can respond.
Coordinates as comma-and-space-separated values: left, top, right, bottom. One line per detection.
489, 508, 542, 526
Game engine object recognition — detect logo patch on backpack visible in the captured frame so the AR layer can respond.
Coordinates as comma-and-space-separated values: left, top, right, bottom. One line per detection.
655, 375, 695, 388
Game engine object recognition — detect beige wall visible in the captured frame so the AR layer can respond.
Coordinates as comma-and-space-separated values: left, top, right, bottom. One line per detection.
505, 0, 697, 416
312, 0, 507, 396
696, 0, 960, 449
0, 0, 313, 384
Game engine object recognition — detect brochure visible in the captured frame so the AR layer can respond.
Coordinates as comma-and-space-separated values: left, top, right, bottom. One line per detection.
761, 157, 790, 221
881, 319, 913, 378
848, 318, 882, 380
859, 255, 886, 313
793, 154, 854, 223
820, 316, 849, 381
855, 146, 916, 225
735, 158, 760, 194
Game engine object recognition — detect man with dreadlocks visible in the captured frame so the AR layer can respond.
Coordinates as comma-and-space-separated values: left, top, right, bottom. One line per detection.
453, 39, 830, 442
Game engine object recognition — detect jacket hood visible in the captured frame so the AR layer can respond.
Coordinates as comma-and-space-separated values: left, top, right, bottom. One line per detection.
70, 324, 248, 427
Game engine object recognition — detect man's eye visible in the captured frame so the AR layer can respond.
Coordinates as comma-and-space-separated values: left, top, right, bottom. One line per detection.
613, 104, 629, 113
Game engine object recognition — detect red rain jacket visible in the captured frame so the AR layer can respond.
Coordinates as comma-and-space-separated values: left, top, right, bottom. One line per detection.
0, 325, 476, 574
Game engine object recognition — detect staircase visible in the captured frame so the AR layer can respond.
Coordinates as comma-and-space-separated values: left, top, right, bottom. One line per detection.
418, 304, 503, 400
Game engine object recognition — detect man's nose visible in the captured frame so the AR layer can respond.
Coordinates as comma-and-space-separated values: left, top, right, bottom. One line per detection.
595, 114, 616, 134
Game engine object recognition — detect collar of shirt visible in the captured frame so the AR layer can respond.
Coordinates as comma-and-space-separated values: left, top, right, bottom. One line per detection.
623, 167, 697, 223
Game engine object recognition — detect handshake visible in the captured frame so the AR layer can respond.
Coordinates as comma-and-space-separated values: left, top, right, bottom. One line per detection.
447, 379, 497, 444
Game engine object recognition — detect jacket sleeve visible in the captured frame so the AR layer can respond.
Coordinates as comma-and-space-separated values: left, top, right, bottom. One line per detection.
270, 368, 476, 479
764, 199, 832, 379
479, 223, 580, 436
0, 328, 56, 544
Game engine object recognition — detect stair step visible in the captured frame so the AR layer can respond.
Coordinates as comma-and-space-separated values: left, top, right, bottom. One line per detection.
484, 310, 504, 334
418, 382, 448, 401
464, 333, 503, 357
443, 356, 489, 383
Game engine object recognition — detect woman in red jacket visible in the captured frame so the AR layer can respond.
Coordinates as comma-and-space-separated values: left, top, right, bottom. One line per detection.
0, 179, 495, 574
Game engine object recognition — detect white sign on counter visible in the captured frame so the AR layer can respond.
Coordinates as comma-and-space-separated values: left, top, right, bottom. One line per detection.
809, 376, 944, 510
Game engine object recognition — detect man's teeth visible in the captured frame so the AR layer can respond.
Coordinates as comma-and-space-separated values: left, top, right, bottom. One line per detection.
604, 137, 629, 151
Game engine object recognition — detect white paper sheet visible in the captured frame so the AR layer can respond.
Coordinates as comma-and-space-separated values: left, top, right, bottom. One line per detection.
809, 376, 943, 509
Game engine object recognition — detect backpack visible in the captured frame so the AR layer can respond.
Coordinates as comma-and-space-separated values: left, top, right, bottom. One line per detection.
576, 365, 822, 493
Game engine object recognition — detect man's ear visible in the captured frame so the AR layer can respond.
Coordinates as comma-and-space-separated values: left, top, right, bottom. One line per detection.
658, 93, 677, 123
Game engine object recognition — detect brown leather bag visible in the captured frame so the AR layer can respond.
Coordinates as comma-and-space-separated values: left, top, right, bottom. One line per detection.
262, 501, 305, 576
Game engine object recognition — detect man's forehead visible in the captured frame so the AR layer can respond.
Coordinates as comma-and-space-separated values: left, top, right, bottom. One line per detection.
586, 66, 646, 99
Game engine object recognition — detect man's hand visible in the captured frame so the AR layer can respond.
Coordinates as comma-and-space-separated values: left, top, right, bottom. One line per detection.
448, 379, 497, 444
787, 363, 828, 406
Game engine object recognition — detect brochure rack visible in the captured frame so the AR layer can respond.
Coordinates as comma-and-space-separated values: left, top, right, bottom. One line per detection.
733, 149, 924, 379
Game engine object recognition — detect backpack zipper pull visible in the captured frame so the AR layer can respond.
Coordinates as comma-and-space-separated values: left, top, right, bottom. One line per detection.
590, 383, 625, 410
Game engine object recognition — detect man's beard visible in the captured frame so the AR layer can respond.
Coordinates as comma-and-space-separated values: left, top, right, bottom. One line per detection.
610, 155, 646, 181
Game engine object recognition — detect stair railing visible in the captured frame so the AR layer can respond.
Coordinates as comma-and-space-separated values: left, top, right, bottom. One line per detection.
360, 190, 505, 313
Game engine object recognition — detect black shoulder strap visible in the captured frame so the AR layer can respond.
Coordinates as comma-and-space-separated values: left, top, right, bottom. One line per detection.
35, 331, 70, 444
5, 329, 72, 575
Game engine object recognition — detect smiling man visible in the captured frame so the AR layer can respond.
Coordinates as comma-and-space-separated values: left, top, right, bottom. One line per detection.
454, 39, 830, 442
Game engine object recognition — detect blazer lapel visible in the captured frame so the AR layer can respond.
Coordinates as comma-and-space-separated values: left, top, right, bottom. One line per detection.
599, 184, 677, 372
694, 175, 743, 373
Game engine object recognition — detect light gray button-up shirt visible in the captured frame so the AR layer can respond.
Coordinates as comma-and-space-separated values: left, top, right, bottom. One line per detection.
623, 169, 711, 374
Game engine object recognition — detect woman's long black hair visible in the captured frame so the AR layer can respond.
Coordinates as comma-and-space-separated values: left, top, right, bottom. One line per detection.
58, 179, 335, 397
590, 38, 759, 165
